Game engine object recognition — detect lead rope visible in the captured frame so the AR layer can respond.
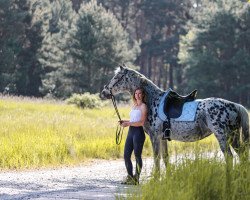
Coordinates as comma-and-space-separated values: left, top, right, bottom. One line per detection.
110, 91, 124, 145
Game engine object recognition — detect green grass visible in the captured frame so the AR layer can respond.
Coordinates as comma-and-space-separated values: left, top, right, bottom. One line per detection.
0, 95, 220, 169
0, 96, 135, 169
128, 154, 250, 200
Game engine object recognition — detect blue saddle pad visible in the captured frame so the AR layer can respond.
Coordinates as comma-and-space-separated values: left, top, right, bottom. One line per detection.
173, 100, 200, 122
158, 91, 200, 122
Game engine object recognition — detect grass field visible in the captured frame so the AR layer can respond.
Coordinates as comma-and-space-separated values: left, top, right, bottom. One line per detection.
0, 96, 125, 169
0, 95, 225, 170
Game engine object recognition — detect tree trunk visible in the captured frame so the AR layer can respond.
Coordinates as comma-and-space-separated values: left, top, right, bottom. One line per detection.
169, 63, 173, 89
158, 56, 163, 88
148, 54, 152, 79
163, 64, 168, 90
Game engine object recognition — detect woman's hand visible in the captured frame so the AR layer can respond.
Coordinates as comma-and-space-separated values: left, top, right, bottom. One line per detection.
121, 121, 130, 127
118, 120, 130, 127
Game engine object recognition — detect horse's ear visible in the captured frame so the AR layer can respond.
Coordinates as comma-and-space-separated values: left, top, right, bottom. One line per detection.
119, 65, 124, 71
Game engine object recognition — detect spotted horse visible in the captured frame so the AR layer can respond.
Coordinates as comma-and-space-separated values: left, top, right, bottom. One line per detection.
101, 65, 249, 173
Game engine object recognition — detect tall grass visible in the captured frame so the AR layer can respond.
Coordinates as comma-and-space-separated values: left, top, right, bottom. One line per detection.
0, 96, 136, 169
128, 154, 250, 200
0, 96, 220, 169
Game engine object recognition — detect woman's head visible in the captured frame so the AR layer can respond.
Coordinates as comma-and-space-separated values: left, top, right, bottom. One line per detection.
132, 87, 147, 104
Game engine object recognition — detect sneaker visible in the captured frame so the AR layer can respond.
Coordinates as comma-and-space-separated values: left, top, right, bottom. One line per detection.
133, 174, 139, 185
121, 175, 136, 185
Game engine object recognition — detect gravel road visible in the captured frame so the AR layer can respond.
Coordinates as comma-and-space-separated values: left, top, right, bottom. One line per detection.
0, 152, 228, 200
0, 158, 156, 200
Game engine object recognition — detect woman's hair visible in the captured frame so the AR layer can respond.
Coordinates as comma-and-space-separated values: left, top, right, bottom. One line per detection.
132, 87, 147, 104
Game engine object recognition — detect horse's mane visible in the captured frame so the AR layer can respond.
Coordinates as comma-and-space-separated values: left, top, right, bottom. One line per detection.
115, 66, 145, 78
115, 66, 162, 91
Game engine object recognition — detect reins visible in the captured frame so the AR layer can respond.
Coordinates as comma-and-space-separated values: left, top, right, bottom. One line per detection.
110, 90, 124, 145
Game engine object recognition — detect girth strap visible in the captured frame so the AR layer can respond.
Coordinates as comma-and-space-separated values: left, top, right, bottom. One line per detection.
162, 119, 171, 141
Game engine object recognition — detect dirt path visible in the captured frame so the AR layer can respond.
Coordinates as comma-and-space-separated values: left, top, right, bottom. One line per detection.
0, 158, 156, 200
0, 152, 228, 200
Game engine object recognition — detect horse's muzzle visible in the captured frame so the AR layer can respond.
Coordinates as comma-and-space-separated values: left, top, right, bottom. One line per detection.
100, 89, 112, 99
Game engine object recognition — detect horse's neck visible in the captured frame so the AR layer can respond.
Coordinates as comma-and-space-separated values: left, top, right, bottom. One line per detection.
127, 72, 163, 106
142, 79, 163, 106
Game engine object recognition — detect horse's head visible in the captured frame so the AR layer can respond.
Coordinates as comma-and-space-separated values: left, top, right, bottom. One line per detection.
100, 65, 140, 99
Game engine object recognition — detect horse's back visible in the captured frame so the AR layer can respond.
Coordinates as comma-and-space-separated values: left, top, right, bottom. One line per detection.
199, 97, 244, 130
199, 97, 239, 113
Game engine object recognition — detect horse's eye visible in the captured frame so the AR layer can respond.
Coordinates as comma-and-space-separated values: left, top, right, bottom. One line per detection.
117, 73, 124, 78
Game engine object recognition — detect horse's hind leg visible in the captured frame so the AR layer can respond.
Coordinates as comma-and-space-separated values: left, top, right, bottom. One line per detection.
214, 131, 235, 165
208, 122, 233, 159
215, 132, 233, 157
232, 129, 249, 161
231, 130, 241, 155
207, 107, 233, 159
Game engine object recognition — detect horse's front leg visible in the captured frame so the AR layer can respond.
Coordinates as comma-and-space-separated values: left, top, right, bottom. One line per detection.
150, 134, 161, 177
161, 139, 169, 169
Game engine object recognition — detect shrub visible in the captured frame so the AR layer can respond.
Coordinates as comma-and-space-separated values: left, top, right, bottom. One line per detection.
66, 93, 103, 109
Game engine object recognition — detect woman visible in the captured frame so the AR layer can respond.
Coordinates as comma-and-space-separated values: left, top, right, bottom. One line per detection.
120, 88, 147, 185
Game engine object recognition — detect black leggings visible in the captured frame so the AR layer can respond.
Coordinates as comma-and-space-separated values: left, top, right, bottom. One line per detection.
124, 126, 145, 177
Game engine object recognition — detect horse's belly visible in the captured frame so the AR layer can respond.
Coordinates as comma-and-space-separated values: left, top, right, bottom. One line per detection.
170, 121, 209, 142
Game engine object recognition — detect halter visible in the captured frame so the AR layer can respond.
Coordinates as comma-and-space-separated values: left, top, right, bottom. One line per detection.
110, 89, 124, 145
105, 69, 128, 145
105, 69, 127, 89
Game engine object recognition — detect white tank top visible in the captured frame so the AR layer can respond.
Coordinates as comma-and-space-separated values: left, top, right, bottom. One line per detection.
130, 108, 142, 122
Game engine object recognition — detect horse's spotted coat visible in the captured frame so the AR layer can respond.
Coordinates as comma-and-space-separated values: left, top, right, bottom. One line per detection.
101, 66, 249, 171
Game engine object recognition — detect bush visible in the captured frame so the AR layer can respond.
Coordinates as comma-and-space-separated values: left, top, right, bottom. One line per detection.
66, 93, 103, 109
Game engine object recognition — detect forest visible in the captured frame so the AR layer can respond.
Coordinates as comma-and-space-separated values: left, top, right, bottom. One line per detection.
0, 0, 249, 107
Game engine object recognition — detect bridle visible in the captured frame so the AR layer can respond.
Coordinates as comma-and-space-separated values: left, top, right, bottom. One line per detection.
105, 69, 127, 90
104, 70, 128, 145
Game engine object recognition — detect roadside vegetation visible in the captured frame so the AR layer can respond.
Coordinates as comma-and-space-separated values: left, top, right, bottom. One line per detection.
128, 153, 250, 200
0, 96, 224, 170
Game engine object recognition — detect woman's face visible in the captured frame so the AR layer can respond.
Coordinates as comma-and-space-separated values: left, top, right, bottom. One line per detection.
134, 89, 143, 101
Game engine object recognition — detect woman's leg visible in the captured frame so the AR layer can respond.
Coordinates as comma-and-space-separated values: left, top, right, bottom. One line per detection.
133, 127, 145, 176
124, 128, 134, 177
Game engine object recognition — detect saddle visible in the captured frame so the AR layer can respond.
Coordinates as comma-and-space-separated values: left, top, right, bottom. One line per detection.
160, 89, 198, 141
164, 89, 197, 119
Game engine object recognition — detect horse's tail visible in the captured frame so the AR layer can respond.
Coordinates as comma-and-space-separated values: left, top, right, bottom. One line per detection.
236, 104, 249, 145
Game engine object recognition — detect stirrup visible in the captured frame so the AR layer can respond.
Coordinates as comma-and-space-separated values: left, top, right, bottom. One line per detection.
162, 129, 171, 141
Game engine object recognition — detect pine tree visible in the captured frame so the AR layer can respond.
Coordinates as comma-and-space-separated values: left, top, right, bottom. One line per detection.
69, 0, 140, 94
179, 0, 250, 106
0, 0, 27, 93
0, 0, 46, 96
38, 0, 77, 97
15, 0, 46, 96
